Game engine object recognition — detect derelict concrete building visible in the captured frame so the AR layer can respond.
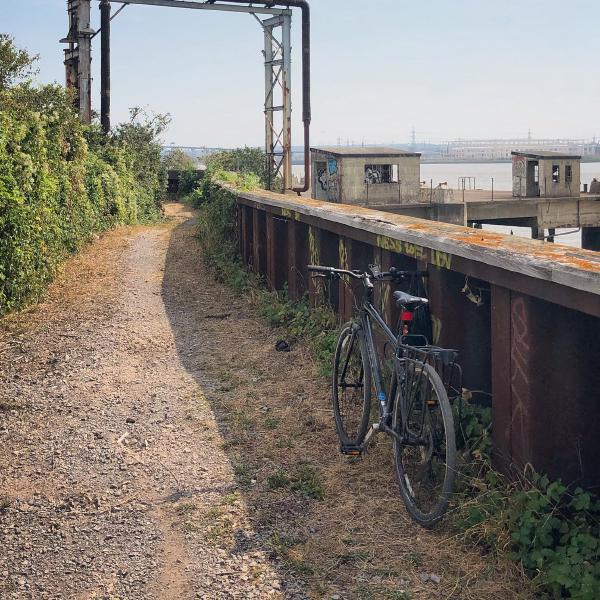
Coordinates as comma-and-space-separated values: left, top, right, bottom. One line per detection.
310, 147, 421, 205
511, 150, 581, 198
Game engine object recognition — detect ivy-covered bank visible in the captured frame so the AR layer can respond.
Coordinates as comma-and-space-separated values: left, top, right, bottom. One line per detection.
0, 35, 166, 315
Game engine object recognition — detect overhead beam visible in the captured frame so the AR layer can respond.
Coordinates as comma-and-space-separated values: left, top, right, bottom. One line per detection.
115, 0, 291, 16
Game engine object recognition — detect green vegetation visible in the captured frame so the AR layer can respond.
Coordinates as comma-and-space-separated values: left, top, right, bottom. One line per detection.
266, 469, 290, 490
267, 464, 323, 500
193, 163, 339, 374
162, 147, 195, 172
162, 147, 200, 197
454, 395, 600, 599
203, 146, 271, 189
0, 34, 166, 315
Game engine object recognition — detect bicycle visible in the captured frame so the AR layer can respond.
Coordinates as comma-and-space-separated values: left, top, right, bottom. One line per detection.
308, 264, 457, 527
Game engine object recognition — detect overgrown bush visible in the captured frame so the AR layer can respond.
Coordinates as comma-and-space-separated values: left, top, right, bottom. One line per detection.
161, 148, 200, 197
204, 147, 268, 186
177, 167, 202, 197
0, 35, 166, 315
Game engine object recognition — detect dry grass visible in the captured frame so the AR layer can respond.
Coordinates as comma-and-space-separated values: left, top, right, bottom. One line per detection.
194, 293, 535, 599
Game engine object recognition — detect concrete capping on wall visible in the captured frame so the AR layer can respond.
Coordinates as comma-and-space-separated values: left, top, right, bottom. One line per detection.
230, 185, 600, 305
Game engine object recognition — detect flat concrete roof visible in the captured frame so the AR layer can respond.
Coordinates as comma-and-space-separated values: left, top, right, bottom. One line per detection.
511, 150, 582, 160
311, 146, 421, 158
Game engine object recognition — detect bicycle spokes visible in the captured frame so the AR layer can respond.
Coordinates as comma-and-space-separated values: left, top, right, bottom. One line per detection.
395, 360, 453, 521
335, 331, 368, 441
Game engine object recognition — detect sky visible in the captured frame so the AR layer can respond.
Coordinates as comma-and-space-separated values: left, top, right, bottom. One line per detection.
2, 0, 600, 147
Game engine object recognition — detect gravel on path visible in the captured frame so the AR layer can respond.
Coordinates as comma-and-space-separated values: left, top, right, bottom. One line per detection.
0, 204, 296, 599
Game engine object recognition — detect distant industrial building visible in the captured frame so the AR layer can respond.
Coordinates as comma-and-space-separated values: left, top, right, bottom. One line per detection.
511, 151, 581, 198
442, 139, 600, 161
310, 146, 421, 205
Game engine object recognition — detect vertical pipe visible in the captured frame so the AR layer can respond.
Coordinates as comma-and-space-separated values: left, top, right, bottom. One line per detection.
100, 0, 111, 133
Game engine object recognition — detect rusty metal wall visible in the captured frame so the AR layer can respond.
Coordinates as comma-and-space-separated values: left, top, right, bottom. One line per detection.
234, 192, 600, 486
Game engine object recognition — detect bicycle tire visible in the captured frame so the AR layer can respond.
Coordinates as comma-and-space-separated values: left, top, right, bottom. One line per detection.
332, 323, 372, 446
392, 361, 456, 527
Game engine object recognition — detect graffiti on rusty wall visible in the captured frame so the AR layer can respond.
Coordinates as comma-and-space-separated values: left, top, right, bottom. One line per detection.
316, 158, 340, 202
510, 295, 532, 465
512, 156, 526, 196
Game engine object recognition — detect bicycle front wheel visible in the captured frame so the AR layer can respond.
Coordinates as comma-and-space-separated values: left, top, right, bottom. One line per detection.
332, 323, 371, 447
393, 361, 456, 527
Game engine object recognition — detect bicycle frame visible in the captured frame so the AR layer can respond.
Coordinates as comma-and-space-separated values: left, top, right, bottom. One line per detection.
312, 264, 458, 526
310, 264, 429, 443
359, 301, 397, 419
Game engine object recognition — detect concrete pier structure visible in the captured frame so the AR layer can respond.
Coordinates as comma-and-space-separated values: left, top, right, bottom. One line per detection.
311, 146, 421, 205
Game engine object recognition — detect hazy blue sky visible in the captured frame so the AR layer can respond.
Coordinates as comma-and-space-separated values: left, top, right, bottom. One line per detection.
2, 0, 600, 147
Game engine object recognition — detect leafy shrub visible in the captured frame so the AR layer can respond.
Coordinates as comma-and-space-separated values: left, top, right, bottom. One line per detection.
505, 476, 600, 598
204, 146, 272, 188
0, 36, 166, 315
453, 397, 600, 598
178, 166, 202, 197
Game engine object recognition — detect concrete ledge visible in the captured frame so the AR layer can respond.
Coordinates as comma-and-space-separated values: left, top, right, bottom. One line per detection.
231, 185, 600, 299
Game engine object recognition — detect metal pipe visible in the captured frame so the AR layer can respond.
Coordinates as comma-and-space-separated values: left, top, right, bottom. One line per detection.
225, 0, 311, 194
100, 0, 111, 133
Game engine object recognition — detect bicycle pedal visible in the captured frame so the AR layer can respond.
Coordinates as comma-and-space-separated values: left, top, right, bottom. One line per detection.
340, 445, 363, 457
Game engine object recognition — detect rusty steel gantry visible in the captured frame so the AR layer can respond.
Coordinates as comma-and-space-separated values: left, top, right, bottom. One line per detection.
60, 0, 311, 193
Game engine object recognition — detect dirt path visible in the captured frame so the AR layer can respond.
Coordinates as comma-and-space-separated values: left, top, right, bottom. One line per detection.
0, 203, 530, 599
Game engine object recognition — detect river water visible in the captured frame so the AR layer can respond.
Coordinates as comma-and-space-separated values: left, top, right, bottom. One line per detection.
294, 162, 600, 248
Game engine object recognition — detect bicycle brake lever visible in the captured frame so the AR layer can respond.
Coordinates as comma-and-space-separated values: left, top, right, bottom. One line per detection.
369, 264, 382, 279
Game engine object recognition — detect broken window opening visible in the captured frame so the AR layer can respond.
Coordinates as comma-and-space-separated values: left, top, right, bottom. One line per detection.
364, 164, 398, 184
552, 165, 560, 183
534, 163, 539, 184
565, 165, 572, 183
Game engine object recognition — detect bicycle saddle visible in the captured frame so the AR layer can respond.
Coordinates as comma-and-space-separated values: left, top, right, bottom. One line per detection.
393, 291, 428, 308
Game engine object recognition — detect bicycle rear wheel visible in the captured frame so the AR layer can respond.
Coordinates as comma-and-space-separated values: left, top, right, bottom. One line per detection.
393, 361, 456, 527
332, 323, 371, 446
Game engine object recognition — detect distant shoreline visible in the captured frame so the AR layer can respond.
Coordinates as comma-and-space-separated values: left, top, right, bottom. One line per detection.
292, 157, 600, 166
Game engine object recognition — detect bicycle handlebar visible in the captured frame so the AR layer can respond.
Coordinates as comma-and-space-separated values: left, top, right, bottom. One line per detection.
307, 265, 427, 282
307, 265, 363, 279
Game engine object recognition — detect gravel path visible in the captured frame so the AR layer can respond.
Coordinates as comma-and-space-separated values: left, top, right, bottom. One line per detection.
0, 204, 295, 599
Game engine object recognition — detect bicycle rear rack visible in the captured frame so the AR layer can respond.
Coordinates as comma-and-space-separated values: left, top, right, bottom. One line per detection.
396, 343, 462, 401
